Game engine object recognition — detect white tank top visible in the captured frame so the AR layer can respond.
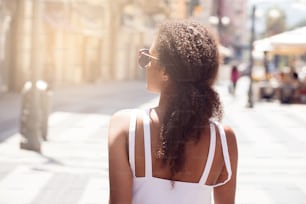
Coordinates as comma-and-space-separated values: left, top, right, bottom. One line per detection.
128, 109, 232, 204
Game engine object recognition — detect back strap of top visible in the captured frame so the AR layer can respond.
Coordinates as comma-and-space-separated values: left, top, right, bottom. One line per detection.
199, 122, 216, 184
128, 109, 152, 177
143, 109, 152, 177
211, 121, 232, 188
128, 109, 138, 176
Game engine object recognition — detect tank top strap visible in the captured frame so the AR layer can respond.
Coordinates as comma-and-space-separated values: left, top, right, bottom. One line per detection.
142, 109, 152, 177
199, 122, 216, 184
128, 109, 138, 176
211, 121, 232, 188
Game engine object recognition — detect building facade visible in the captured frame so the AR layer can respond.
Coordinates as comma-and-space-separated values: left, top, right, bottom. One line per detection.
0, 0, 16, 93
1, 0, 244, 93
227, 0, 248, 61
0, 0, 174, 92
209, 0, 248, 60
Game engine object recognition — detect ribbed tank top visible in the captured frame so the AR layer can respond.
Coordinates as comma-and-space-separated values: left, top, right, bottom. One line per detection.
128, 109, 232, 204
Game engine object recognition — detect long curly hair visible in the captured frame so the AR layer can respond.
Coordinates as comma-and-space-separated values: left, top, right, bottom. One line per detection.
155, 20, 223, 179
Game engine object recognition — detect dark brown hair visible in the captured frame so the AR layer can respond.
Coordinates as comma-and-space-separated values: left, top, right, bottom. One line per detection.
155, 20, 223, 178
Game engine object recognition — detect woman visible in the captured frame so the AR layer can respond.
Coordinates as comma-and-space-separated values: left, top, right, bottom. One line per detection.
230, 65, 239, 94
108, 20, 238, 204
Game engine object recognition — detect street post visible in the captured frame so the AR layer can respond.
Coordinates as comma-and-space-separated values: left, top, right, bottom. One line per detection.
247, 5, 256, 108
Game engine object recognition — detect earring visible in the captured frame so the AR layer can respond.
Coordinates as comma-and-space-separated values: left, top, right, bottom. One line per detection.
162, 75, 169, 81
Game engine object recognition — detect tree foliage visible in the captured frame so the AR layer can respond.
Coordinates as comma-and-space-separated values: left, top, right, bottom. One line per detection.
265, 7, 287, 37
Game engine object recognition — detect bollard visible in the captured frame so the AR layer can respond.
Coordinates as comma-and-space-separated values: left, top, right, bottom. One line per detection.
19, 80, 51, 152
40, 84, 52, 141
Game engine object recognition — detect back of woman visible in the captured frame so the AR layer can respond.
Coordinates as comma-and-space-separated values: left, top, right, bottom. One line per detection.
108, 20, 238, 204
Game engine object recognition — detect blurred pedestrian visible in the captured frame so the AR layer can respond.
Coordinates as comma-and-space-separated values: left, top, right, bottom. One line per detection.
230, 65, 239, 95
108, 20, 238, 204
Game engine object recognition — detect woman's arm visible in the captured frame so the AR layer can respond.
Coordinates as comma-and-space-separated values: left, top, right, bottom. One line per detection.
213, 126, 238, 204
108, 110, 133, 204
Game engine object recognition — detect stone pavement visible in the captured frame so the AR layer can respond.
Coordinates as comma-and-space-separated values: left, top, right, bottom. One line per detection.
0, 111, 110, 204
0, 81, 158, 204
218, 77, 306, 204
0, 79, 306, 204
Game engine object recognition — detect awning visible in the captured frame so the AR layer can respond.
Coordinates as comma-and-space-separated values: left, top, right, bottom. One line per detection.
254, 26, 306, 55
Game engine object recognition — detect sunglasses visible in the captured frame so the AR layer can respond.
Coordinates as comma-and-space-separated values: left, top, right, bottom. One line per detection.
138, 48, 158, 69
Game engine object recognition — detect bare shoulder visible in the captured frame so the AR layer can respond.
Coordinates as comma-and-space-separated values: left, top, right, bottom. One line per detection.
110, 109, 135, 123
223, 125, 237, 143
222, 125, 238, 155
108, 109, 135, 142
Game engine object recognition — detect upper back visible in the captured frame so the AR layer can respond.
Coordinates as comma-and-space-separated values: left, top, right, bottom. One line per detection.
129, 109, 232, 204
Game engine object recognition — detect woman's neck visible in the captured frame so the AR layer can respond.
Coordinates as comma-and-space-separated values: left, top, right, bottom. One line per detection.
149, 93, 168, 124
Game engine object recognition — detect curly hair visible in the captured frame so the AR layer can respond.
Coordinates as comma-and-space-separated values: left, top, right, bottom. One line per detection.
155, 20, 223, 179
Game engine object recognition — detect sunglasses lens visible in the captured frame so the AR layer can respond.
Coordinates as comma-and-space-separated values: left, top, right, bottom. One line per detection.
138, 49, 150, 69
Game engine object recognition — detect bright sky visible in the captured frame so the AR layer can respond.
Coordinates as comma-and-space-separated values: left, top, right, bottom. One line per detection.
248, 0, 306, 29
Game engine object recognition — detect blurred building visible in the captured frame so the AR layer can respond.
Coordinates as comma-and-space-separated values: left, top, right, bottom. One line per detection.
229, 0, 248, 61
0, 0, 174, 92
210, 0, 248, 61
0, 0, 248, 93
191, 0, 213, 26
0, 0, 14, 93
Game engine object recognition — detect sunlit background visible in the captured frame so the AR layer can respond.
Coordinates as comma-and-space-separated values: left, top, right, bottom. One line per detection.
1, 0, 306, 203
0, 0, 306, 90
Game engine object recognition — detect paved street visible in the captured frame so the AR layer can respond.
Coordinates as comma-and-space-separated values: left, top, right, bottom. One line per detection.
218, 78, 306, 204
0, 81, 158, 204
1, 79, 306, 204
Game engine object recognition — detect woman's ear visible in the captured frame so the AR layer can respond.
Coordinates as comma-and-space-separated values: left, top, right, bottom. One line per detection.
161, 70, 169, 82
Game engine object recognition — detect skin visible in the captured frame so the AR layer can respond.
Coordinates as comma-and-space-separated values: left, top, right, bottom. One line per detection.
108, 40, 238, 204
